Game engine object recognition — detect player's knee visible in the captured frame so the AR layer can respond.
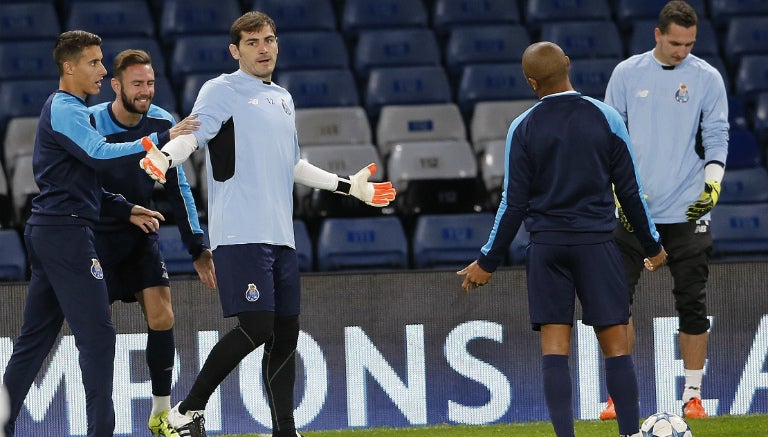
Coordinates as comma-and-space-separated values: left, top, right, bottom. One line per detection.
266, 315, 299, 354
237, 310, 275, 349
146, 306, 175, 330
679, 314, 710, 335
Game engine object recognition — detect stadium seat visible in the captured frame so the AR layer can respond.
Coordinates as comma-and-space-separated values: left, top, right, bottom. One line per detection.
100, 37, 167, 76
0, 79, 58, 137
432, 0, 521, 37
700, 54, 731, 94
341, 0, 428, 38
525, 0, 612, 31
10, 154, 38, 225
615, 0, 706, 30
754, 92, 768, 142
354, 28, 441, 80
251, 0, 337, 32
180, 73, 220, 116
720, 167, 768, 204
276, 31, 349, 71
723, 17, 768, 68
507, 227, 530, 265
2, 117, 37, 175
411, 212, 495, 269
0, 41, 58, 80
375, 103, 466, 158
568, 58, 621, 100
480, 139, 506, 208
445, 25, 530, 79
171, 35, 236, 79
65, 0, 154, 38
709, 0, 768, 28
159, 0, 241, 46
0, 2, 60, 41
629, 18, 718, 58
728, 96, 749, 130
725, 127, 762, 169
540, 21, 624, 59
0, 229, 27, 281
735, 54, 768, 101
296, 106, 372, 146
277, 69, 360, 108
365, 66, 453, 118
0, 166, 12, 228
457, 63, 533, 114
293, 219, 313, 272
710, 203, 768, 261
470, 100, 537, 155
316, 216, 409, 271
387, 140, 486, 216
88, 74, 177, 115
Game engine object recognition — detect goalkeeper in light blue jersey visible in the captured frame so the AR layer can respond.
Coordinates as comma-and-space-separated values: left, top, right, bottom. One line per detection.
601, 0, 729, 421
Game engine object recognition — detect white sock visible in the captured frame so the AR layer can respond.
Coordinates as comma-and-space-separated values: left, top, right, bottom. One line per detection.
682, 369, 703, 401
152, 395, 172, 415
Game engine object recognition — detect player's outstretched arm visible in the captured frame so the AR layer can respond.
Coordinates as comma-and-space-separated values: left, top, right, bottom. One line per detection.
293, 159, 397, 207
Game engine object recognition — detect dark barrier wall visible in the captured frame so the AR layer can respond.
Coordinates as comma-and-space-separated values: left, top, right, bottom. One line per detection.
1, 263, 767, 435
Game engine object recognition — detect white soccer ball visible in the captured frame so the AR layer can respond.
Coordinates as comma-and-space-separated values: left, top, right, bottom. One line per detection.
641, 412, 693, 437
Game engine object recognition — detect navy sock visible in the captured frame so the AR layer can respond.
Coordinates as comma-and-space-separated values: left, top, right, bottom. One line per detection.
605, 355, 640, 436
146, 327, 174, 397
542, 354, 574, 437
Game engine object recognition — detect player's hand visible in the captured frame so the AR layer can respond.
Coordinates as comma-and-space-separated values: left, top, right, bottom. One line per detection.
348, 163, 397, 207
193, 248, 216, 289
457, 260, 492, 293
644, 246, 668, 272
685, 180, 721, 221
612, 187, 634, 233
139, 137, 170, 184
129, 206, 165, 233
169, 114, 200, 140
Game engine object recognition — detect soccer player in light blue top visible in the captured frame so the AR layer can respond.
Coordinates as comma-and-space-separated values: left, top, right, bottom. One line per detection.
601, 0, 729, 420
139, 11, 396, 437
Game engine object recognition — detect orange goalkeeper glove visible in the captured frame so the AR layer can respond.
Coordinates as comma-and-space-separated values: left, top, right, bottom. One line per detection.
139, 137, 170, 184
336, 163, 397, 207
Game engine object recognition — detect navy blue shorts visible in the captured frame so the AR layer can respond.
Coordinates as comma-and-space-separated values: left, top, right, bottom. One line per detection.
213, 243, 301, 318
95, 230, 169, 303
526, 240, 629, 330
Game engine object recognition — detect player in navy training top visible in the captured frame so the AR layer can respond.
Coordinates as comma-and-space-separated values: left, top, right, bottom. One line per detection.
2, 31, 167, 437
458, 42, 667, 437
89, 49, 215, 437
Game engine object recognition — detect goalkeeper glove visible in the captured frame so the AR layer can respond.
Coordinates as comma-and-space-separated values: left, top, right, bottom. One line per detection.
335, 163, 397, 207
685, 180, 721, 221
139, 137, 170, 184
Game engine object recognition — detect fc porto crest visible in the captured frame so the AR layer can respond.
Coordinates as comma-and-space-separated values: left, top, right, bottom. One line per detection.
281, 98, 292, 115
90, 258, 104, 280
245, 283, 260, 301
674, 83, 689, 103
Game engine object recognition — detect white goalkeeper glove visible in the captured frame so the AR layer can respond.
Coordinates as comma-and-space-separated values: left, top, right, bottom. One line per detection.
139, 137, 170, 184
335, 163, 396, 207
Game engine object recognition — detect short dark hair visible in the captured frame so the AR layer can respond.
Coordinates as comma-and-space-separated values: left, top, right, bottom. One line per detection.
53, 30, 102, 75
658, 0, 698, 33
230, 11, 276, 46
113, 49, 152, 80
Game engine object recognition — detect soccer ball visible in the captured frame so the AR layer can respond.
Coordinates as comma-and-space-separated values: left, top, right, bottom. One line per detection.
641, 412, 693, 437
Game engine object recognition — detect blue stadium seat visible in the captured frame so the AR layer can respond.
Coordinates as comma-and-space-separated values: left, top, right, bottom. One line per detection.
171, 35, 236, 79
541, 20, 623, 59
251, 0, 337, 32
180, 73, 220, 115
365, 66, 452, 118
159, 0, 241, 46
277, 69, 360, 108
725, 127, 762, 169
88, 74, 177, 115
700, 54, 731, 94
0, 229, 27, 281
457, 63, 532, 114
445, 25, 530, 78
507, 227, 530, 265
629, 18, 718, 57
354, 28, 441, 79
723, 17, 768, 68
316, 216, 409, 271
100, 37, 167, 76
276, 31, 349, 71
569, 58, 621, 100
0, 2, 60, 41
615, 0, 706, 30
736, 55, 768, 103
0, 79, 58, 136
412, 213, 495, 269
341, 0, 428, 38
728, 95, 749, 130
720, 167, 768, 204
432, 0, 520, 37
525, 0, 611, 31
65, 0, 154, 38
754, 92, 768, 142
293, 219, 313, 272
710, 203, 768, 261
156, 226, 196, 275
709, 0, 768, 28
0, 41, 58, 80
